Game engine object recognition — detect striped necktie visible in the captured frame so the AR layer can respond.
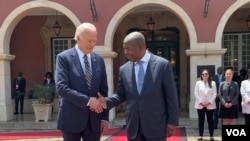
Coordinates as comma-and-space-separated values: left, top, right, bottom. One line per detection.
84, 55, 92, 89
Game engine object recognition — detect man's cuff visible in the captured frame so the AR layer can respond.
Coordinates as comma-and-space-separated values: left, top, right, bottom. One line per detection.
101, 120, 109, 123
87, 98, 91, 106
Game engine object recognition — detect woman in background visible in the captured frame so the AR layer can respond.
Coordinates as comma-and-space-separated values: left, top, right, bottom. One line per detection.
194, 69, 217, 141
43, 72, 55, 103
240, 69, 250, 125
218, 67, 239, 125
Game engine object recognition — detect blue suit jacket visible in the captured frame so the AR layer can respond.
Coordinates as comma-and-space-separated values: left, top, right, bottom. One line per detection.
212, 74, 225, 93
55, 47, 108, 132
106, 54, 179, 140
13, 77, 26, 93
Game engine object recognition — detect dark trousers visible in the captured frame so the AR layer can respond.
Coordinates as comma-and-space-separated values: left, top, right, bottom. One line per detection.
129, 131, 165, 141
244, 114, 250, 125
129, 122, 165, 141
213, 98, 220, 127
15, 92, 24, 113
197, 108, 214, 137
62, 118, 101, 141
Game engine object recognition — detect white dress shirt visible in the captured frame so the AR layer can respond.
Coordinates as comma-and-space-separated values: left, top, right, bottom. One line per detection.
194, 80, 217, 109
240, 79, 250, 114
75, 45, 92, 73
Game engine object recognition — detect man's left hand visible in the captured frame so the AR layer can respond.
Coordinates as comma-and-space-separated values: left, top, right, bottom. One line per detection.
100, 120, 109, 136
166, 124, 176, 137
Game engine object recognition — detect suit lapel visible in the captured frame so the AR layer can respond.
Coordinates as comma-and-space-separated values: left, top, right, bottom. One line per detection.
89, 53, 97, 90
72, 48, 85, 81
140, 54, 157, 94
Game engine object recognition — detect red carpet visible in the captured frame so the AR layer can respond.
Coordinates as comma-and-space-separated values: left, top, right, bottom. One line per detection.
0, 127, 186, 141
0, 131, 62, 140
105, 127, 186, 141
0, 129, 118, 140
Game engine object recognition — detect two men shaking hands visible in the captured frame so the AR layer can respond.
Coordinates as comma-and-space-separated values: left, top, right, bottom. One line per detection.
88, 93, 106, 114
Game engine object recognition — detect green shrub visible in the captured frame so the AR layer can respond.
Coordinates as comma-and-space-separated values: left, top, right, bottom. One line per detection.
31, 84, 54, 104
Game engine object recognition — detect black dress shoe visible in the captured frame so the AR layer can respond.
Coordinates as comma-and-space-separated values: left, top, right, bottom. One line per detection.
20, 112, 23, 114
210, 138, 214, 141
14, 112, 18, 115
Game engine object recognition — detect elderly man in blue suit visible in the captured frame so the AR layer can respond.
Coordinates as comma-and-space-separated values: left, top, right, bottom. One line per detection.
55, 22, 108, 141
98, 31, 179, 141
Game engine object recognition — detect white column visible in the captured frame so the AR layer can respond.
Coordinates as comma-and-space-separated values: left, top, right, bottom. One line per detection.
186, 43, 226, 119
97, 50, 117, 121
0, 54, 15, 121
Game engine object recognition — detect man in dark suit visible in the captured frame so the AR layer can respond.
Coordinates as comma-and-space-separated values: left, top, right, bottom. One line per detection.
212, 66, 225, 129
13, 72, 26, 115
55, 22, 109, 141
99, 31, 179, 141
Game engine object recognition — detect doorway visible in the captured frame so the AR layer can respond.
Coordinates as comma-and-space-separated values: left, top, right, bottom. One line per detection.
112, 27, 181, 117
142, 27, 180, 106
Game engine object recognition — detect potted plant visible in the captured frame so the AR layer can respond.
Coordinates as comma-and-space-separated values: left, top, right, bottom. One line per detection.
31, 84, 54, 122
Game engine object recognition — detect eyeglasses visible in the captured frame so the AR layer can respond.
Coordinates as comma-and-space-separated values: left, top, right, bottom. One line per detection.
202, 73, 208, 76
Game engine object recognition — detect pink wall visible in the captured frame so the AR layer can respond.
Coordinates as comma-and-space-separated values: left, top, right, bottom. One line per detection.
0, 0, 240, 45
0, 0, 238, 43
10, 16, 47, 95
174, 0, 236, 42
53, 0, 131, 44
0, 0, 131, 45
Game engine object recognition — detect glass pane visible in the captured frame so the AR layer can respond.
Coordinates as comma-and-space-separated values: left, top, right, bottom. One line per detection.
52, 38, 75, 72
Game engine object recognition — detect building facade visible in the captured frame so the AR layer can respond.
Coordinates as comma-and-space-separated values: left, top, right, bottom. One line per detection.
0, 0, 250, 122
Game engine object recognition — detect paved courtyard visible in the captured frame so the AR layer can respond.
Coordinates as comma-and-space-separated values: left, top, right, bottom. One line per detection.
0, 113, 245, 141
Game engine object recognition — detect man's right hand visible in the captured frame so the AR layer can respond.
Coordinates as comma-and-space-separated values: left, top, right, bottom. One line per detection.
89, 97, 103, 113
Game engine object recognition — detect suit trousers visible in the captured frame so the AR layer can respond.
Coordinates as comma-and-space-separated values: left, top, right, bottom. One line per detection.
62, 115, 101, 141
244, 114, 250, 125
128, 121, 165, 141
15, 92, 24, 113
197, 108, 214, 137
213, 98, 220, 127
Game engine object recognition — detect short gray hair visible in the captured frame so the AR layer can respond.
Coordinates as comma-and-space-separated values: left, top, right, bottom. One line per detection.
123, 31, 146, 47
74, 22, 96, 40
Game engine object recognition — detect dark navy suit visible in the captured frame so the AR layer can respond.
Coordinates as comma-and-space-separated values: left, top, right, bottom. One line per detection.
13, 77, 26, 114
106, 54, 179, 140
55, 47, 108, 140
212, 74, 225, 128
212, 74, 225, 129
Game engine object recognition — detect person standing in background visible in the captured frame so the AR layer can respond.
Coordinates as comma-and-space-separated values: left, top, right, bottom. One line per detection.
43, 72, 55, 102
55, 22, 109, 141
43, 72, 56, 113
237, 68, 247, 112
194, 69, 217, 141
98, 31, 179, 141
240, 69, 250, 125
212, 66, 225, 129
218, 67, 239, 125
13, 72, 26, 115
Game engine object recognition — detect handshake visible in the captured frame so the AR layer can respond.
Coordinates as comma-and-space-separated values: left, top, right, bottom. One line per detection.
88, 92, 107, 113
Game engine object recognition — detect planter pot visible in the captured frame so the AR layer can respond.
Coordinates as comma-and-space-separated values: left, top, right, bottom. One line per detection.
32, 103, 53, 122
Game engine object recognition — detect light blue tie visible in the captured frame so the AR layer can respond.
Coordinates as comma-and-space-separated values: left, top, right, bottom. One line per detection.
137, 61, 145, 94
219, 75, 222, 83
